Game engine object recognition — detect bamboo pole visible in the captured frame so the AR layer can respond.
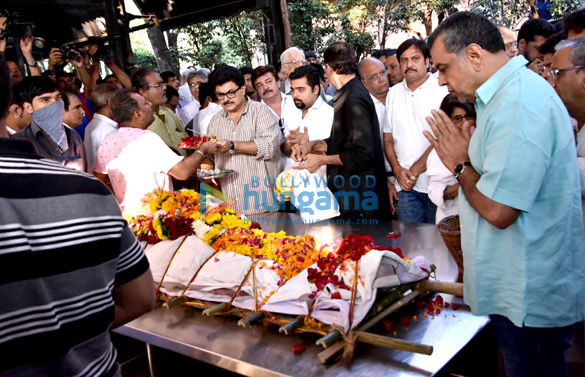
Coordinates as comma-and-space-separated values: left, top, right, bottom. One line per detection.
155, 233, 191, 296
316, 330, 342, 348
354, 331, 433, 355
279, 316, 304, 335
419, 280, 463, 297
238, 311, 265, 328
317, 289, 421, 364
202, 302, 228, 316
228, 264, 255, 308
347, 261, 359, 334
180, 249, 220, 296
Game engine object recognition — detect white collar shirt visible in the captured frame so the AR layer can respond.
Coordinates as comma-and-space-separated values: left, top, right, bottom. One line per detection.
178, 82, 194, 110
194, 102, 223, 136
180, 99, 201, 127
370, 93, 391, 172
384, 74, 448, 192
83, 113, 118, 169
282, 95, 333, 178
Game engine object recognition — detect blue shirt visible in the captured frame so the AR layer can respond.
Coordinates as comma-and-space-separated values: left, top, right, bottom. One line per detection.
460, 56, 585, 328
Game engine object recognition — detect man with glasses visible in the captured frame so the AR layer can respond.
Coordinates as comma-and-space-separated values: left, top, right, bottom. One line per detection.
425, 13, 584, 376
498, 25, 518, 59
207, 66, 281, 215
132, 67, 188, 156
12, 76, 88, 172
180, 69, 208, 126
383, 39, 448, 223
280, 47, 307, 94
358, 57, 399, 215
551, 37, 585, 192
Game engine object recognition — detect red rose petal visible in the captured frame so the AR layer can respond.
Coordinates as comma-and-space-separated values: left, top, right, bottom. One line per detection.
400, 316, 411, 326
293, 344, 306, 355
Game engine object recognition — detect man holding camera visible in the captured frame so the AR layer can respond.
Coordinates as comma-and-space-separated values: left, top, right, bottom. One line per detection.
0, 13, 41, 83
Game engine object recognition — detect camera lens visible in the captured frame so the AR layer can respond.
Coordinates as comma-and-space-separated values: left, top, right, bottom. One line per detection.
65, 50, 78, 61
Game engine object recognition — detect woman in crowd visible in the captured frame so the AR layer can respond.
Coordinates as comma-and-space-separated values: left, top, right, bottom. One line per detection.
426, 94, 476, 224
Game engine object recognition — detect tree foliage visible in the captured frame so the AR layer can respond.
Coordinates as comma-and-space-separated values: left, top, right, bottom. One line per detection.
471, 0, 531, 27
288, 0, 334, 51
178, 11, 264, 68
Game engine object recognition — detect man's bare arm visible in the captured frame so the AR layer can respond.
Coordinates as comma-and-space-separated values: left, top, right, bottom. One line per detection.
111, 269, 155, 329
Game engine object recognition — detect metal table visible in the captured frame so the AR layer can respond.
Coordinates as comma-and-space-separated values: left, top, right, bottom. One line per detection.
115, 213, 489, 376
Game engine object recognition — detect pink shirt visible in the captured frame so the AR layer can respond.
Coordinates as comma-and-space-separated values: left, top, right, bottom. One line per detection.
93, 127, 183, 215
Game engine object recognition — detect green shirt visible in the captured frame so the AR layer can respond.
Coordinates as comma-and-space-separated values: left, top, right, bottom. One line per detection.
147, 106, 188, 157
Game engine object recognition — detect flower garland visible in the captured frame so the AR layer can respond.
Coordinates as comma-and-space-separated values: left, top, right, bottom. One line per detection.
210, 228, 318, 284
129, 189, 202, 244
307, 234, 405, 291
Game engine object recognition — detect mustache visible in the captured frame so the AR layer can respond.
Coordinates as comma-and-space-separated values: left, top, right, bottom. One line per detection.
223, 101, 234, 106
263, 89, 273, 95
406, 67, 417, 73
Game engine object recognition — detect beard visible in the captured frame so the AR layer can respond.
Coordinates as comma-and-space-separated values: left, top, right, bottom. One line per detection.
294, 99, 306, 109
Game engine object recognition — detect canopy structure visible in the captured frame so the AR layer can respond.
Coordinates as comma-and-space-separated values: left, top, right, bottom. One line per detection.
1, 0, 287, 69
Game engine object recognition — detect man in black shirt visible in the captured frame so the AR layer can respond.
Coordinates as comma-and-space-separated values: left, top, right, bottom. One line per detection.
292, 42, 390, 220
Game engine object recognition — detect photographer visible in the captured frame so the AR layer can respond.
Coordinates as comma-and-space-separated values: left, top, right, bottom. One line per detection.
0, 15, 41, 82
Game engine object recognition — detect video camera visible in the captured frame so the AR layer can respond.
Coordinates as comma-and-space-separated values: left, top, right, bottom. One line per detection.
59, 36, 114, 61
0, 10, 45, 50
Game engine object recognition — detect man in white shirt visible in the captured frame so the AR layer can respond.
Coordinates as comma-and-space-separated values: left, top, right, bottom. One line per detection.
178, 69, 195, 109
280, 47, 307, 94
281, 65, 333, 178
191, 82, 222, 136
93, 89, 216, 216
180, 70, 208, 126
384, 39, 448, 223
252, 65, 298, 139
84, 83, 118, 168
358, 57, 399, 214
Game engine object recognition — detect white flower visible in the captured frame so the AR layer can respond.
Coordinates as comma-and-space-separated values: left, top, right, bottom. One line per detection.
192, 219, 212, 239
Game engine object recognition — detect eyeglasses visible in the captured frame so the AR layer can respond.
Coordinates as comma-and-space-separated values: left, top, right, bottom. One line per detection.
451, 114, 474, 124
283, 59, 307, 67
215, 86, 242, 100
367, 70, 388, 82
504, 42, 516, 50
148, 82, 167, 89
547, 65, 585, 79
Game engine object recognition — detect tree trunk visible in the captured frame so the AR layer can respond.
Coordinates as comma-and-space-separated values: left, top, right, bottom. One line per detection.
132, 0, 177, 73
146, 26, 176, 73
423, 7, 433, 37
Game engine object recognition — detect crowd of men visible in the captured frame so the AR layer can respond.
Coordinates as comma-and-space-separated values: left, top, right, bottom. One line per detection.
1, 7, 585, 377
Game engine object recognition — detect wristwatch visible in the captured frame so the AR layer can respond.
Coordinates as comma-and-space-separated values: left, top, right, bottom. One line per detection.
454, 161, 471, 179
229, 140, 235, 155
26, 60, 38, 68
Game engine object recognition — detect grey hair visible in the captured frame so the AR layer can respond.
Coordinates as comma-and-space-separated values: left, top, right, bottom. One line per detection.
280, 47, 304, 64
91, 83, 118, 110
556, 37, 585, 67
187, 69, 208, 82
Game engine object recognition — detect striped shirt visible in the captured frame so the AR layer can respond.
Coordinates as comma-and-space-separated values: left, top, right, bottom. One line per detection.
0, 139, 149, 376
207, 100, 281, 214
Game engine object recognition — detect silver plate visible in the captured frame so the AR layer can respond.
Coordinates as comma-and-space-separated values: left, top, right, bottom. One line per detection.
197, 169, 235, 180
